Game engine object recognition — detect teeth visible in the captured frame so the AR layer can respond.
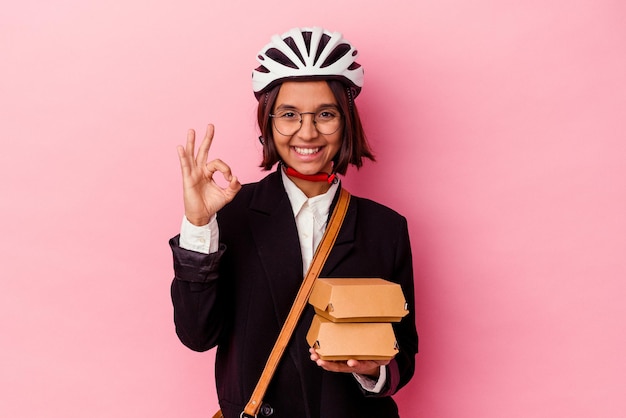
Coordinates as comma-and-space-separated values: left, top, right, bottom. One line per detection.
294, 147, 319, 155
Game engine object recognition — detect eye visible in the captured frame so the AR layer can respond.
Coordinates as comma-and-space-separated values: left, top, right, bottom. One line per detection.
317, 109, 338, 120
278, 111, 298, 120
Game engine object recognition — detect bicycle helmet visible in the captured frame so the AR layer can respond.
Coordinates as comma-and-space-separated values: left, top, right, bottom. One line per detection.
252, 27, 364, 100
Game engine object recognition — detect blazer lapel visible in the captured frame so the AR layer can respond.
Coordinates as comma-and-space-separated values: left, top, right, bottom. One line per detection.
320, 188, 357, 276
248, 172, 304, 325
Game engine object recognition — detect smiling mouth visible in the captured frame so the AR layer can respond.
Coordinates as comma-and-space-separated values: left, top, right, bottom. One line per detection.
293, 146, 321, 155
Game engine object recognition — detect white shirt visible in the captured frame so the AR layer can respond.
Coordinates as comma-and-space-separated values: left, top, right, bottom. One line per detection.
179, 169, 386, 392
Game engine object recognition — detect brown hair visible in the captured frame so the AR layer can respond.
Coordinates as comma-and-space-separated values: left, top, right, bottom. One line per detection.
257, 80, 375, 175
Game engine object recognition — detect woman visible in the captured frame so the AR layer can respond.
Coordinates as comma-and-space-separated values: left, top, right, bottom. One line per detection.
170, 27, 418, 418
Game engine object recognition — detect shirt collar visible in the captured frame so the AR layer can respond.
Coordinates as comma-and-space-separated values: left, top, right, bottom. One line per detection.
281, 168, 340, 222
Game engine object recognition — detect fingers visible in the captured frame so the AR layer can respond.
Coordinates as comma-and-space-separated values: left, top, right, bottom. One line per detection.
228, 175, 242, 195
185, 128, 197, 162
309, 348, 388, 376
177, 144, 192, 178
202, 158, 232, 181
200, 159, 241, 200
196, 124, 215, 167
178, 125, 214, 166
177, 129, 197, 179
203, 159, 240, 186
177, 125, 216, 178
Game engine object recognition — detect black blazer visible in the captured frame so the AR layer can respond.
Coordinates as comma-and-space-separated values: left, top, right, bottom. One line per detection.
170, 170, 418, 418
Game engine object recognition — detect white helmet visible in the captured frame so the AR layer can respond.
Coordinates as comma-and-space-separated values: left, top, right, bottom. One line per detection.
252, 27, 364, 100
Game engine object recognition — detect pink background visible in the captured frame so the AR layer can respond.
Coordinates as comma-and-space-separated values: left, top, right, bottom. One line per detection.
1, 1, 625, 417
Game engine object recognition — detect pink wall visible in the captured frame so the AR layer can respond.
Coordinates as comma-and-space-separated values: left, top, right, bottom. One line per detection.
1, 1, 625, 417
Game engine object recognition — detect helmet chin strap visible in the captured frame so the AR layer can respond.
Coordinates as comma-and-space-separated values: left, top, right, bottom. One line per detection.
283, 165, 337, 184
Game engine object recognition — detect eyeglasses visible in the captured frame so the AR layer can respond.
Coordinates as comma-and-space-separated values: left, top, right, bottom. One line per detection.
269, 108, 342, 136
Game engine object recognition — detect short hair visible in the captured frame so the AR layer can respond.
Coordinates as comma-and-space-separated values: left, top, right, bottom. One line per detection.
257, 80, 375, 175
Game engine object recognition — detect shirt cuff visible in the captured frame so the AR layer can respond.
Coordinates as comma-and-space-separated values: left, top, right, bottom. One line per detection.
353, 365, 387, 393
179, 214, 219, 254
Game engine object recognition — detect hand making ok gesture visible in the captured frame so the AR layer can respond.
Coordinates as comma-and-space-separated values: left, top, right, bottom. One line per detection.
177, 124, 242, 226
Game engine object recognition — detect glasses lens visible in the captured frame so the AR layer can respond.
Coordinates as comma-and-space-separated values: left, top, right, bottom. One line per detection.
272, 110, 300, 136
314, 109, 341, 135
272, 109, 342, 136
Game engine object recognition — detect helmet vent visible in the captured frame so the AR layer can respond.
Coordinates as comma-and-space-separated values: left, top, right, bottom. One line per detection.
302, 31, 312, 55
313, 33, 331, 65
321, 43, 351, 68
283, 36, 306, 66
266, 48, 299, 69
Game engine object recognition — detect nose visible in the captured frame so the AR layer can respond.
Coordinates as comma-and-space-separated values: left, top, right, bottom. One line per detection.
297, 112, 319, 140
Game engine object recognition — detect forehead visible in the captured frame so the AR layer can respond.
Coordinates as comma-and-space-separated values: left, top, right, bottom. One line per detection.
274, 81, 337, 108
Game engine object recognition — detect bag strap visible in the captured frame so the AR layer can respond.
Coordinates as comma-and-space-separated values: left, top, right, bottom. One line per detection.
241, 188, 351, 418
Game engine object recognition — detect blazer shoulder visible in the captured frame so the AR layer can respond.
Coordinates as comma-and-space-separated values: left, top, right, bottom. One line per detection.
219, 170, 284, 217
351, 194, 407, 224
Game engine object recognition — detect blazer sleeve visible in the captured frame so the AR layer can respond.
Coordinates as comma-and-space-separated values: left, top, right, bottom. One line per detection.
369, 216, 418, 397
169, 235, 228, 352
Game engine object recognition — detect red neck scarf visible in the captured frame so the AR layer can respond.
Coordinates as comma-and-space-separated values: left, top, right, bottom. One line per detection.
284, 166, 337, 184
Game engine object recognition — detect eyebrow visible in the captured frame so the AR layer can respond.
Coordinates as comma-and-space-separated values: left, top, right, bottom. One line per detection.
274, 103, 339, 111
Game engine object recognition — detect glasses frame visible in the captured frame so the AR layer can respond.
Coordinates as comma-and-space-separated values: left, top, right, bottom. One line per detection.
269, 109, 343, 136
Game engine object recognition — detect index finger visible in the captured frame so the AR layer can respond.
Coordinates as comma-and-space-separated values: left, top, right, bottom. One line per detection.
196, 124, 215, 167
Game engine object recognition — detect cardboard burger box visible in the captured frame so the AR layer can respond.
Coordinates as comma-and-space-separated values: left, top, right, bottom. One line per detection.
308, 278, 409, 322
305, 278, 409, 361
306, 315, 399, 361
